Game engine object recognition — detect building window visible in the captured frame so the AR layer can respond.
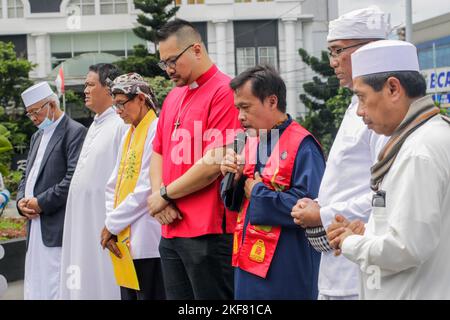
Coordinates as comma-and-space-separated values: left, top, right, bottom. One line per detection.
7, 0, 24, 18
235, 0, 251, 2
234, 20, 279, 74
257, 0, 273, 2
50, 31, 146, 68
69, 0, 95, 15
187, 0, 204, 4
236, 47, 256, 74
174, 0, 181, 5
100, 0, 128, 14
258, 46, 277, 67
236, 46, 278, 74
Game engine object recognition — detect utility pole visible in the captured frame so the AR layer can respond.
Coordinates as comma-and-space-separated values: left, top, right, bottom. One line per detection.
405, 0, 413, 42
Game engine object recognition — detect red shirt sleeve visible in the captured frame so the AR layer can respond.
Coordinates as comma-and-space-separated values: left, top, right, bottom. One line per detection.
204, 85, 243, 153
152, 102, 165, 155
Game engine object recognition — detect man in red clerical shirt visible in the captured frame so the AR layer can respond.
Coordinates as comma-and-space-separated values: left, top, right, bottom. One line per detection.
147, 19, 241, 300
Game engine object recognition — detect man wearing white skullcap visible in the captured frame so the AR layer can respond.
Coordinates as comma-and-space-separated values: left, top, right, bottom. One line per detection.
291, 6, 389, 300
328, 40, 450, 299
17, 81, 86, 299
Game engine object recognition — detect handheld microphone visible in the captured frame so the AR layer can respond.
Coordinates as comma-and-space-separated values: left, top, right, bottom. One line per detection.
221, 132, 247, 195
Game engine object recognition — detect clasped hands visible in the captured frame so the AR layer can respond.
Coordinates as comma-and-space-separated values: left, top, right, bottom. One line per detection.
291, 198, 365, 256
147, 188, 182, 226
327, 215, 365, 256
17, 197, 42, 220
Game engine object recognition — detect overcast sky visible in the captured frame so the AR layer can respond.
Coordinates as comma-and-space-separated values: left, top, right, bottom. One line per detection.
338, 0, 450, 29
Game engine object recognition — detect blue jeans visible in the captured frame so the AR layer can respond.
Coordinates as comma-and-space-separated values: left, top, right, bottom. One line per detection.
159, 234, 234, 300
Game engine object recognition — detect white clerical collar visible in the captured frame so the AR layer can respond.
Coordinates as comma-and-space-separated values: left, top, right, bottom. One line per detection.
43, 113, 65, 133
94, 106, 115, 124
189, 81, 199, 90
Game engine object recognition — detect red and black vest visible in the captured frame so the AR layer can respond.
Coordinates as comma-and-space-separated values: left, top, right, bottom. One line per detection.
232, 121, 313, 278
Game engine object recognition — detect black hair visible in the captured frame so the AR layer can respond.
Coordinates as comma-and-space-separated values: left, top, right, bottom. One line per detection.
88, 63, 122, 87
156, 18, 202, 44
361, 71, 427, 98
230, 64, 287, 113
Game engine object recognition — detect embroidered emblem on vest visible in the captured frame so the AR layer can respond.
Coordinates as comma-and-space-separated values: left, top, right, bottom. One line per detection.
249, 239, 266, 263
254, 225, 272, 232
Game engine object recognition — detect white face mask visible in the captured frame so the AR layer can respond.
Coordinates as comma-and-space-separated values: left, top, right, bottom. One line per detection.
37, 104, 55, 130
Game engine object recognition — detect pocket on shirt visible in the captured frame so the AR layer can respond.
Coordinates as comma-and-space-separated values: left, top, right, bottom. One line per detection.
371, 206, 388, 236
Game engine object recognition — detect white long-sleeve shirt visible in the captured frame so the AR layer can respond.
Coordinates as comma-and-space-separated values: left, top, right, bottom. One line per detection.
318, 96, 388, 297
342, 115, 450, 300
105, 118, 160, 260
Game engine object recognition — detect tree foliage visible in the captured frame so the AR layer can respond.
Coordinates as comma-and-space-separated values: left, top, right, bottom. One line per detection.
297, 48, 352, 156
133, 0, 179, 52
0, 41, 36, 190
116, 0, 179, 78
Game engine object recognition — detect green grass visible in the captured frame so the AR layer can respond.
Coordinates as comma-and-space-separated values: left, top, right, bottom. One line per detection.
0, 219, 23, 230
0, 217, 27, 240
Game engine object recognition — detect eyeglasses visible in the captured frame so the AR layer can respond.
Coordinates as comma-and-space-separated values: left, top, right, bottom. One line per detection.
25, 101, 50, 119
112, 96, 135, 111
157, 44, 194, 71
328, 41, 371, 59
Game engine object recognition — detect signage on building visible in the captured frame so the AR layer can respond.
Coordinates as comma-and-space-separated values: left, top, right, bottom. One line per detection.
422, 67, 450, 93
431, 92, 450, 107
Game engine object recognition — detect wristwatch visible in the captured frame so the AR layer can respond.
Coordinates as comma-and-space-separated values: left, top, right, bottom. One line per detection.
160, 185, 173, 202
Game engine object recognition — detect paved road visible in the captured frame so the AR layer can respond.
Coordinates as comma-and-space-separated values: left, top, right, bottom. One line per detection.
0, 280, 23, 300
1, 200, 20, 218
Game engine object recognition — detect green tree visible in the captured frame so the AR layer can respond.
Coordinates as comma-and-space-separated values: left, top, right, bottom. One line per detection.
0, 42, 35, 192
116, 1, 179, 78
145, 76, 173, 108
133, 0, 179, 53
0, 42, 35, 118
115, 44, 164, 77
297, 48, 352, 156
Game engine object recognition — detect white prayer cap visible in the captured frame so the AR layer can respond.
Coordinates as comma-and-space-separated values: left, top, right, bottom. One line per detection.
351, 40, 419, 79
327, 6, 388, 42
21, 82, 54, 108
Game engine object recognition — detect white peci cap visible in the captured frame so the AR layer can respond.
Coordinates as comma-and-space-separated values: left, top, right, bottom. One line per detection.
327, 6, 389, 42
21, 82, 54, 108
351, 40, 420, 79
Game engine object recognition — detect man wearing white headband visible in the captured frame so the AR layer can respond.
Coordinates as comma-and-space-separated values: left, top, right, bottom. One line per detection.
291, 6, 389, 300
18, 81, 86, 299
328, 40, 450, 299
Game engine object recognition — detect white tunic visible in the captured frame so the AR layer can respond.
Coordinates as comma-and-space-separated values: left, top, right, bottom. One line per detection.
318, 96, 387, 297
105, 118, 161, 260
342, 115, 450, 299
59, 108, 128, 300
24, 114, 65, 300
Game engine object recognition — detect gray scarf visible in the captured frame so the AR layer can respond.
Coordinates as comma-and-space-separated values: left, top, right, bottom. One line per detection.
371, 95, 450, 191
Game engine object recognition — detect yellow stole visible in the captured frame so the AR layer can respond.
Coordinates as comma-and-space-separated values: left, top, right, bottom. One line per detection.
114, 109, 157, 246
110, 110, 157, 290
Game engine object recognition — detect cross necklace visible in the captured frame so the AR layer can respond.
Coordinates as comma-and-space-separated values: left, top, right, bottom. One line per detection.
172, 70, 219, 138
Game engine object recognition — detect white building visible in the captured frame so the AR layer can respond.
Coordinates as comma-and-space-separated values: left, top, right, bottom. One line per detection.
0, 0, 337, 117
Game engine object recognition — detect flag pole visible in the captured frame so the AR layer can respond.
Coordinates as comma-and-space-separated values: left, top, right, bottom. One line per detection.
63, 92, 66, 112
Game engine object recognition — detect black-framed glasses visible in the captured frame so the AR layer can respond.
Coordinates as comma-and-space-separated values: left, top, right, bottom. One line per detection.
112, 96, 135, 111
328, 41, 371, 58
157, 44, 194, 71
25, 101, 50, 119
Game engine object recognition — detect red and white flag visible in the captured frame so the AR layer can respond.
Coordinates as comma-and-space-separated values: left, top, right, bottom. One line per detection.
55, 65, 65, 97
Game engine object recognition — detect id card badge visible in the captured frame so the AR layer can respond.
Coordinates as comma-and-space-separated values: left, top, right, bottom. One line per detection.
372, 190, 386, 208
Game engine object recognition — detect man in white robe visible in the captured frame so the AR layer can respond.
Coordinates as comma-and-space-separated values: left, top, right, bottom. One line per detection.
328, 40, 450, 299
291, 6, 388, 300
60, 64, 128, 300
18, 82, 86, 300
